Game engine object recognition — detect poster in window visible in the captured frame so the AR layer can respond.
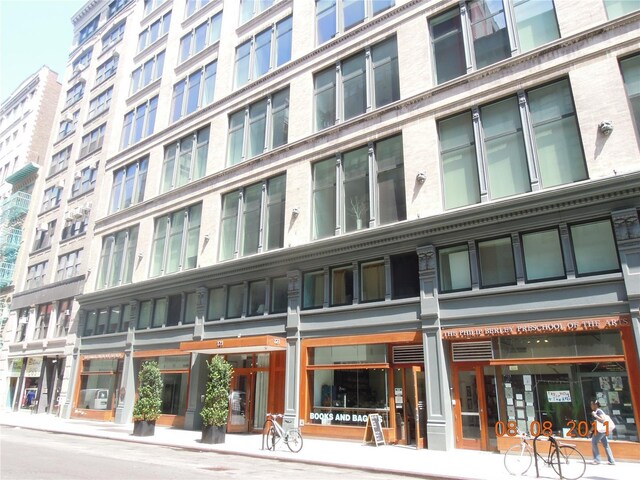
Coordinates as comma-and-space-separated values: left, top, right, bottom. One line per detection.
507, 406, 516, 419
547, 390, 571, 403
599, 377, 611, 390
525, 391, 534, 405
596, 391, 607, 406
523, 375, 532, 385
608, 391, 620, 404
526, 405, 535, 419
505, 387, 513, 399
611, 376, 623, 391
517, 409, 525, 420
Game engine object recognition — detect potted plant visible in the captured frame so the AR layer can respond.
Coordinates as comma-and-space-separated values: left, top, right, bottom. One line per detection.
348, 195, 369, 230
132, 360, 162, 437
200, 355, 233, 444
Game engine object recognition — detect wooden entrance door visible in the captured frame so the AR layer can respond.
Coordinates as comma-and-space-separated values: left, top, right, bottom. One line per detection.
455, 366, 484, 449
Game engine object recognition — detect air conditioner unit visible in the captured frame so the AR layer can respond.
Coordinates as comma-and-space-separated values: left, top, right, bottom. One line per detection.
73, 63, 87, 74
91, 161, 99, 169
72, 207, 84, 219
82, 202, 92, 214
61, 113, 74, 123
56, 180, 65, 189
38, 222, 49, 231
74, 171, 82, 179
64, 211, 75, 222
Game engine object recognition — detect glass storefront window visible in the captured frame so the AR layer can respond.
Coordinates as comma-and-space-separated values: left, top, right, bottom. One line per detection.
491, 362, 636, 442
310, 344, 387, 365
496, 332, 623, 359
134, 355, 190, 416
78, 358, 122, 411
309, 368, 389, 427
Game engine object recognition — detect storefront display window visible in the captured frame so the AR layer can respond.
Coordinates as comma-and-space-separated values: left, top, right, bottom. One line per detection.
78, 358, 122, 410
496, 332, 623, 359
135, 355, 190, 416
308, 344, 390, 426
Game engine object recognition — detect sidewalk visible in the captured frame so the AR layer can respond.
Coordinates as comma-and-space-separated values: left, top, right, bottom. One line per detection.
0, 412, 636, 480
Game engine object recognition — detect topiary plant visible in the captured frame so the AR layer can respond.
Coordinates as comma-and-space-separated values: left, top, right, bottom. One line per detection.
132, 360, 162, 422
200, 355, 233, 427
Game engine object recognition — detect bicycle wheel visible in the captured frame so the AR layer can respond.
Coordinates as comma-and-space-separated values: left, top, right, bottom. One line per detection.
504, 443, 533, 475
266, 426, 277, 451
550, 445, 586, 480
285, 429, 303, 453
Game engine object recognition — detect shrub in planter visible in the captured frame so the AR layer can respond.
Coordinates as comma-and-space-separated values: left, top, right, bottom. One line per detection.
200, 355, 233, 444
132, 361, 162, 436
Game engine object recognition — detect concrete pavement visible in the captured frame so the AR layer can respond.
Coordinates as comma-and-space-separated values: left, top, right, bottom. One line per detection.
0, 412, 636, 479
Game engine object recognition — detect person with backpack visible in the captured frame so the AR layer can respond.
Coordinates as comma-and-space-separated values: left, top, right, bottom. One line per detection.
590, 400, 616, 465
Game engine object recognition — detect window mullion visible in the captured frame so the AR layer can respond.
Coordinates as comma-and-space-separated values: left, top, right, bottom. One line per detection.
241, 107, 250, 161
179, 210, 189, 270
458, 1, 475, 73
471, 107, 489, 202
172, 140, 180, 188
189, 133, 197, 180
335, 155, 343, 235
131, 162, 140, 205
516, 90, 540, 191
265, 96, 273, 151
335, 63, 342, 124
367, 143, 376, 227
106, 236, 116, 287
503, 0, 519, 55
258, 181, 267, 253
118, 231, 129, 285
234, 190, 243, 259
161, 216, 170, 274
365, 48, 373, 112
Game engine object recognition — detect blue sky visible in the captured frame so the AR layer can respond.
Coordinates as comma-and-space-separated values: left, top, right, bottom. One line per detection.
1, 0, 87, 102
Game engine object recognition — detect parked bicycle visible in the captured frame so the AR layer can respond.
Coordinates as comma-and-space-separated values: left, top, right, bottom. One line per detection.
504, 429, 586, 479
262, 413, 303, 453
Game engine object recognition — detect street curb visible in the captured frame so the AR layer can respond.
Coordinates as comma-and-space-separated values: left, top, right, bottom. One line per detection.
1, 423, 470, 480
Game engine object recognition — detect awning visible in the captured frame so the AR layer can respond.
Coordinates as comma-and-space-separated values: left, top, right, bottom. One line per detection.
180, 335, 286, 354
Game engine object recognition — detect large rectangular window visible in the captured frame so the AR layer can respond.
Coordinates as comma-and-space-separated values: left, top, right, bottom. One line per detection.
64, 82, 85, 109
570, 220, 620, 276
32, 221, 55, 251
79, 15, 99, 45
41, 186, 63, 212
312, 134, 406, 239
438, 244, 471, 292
171, 62, 217, 122
316, 0, 394, 45
219, 175, 286, 260
96, 56, 119, 85
49, 147, 72, 176
87, 87, 113, 120
144, 0, 168, 16
80, 124, 106, 157
604, 0, 640, 19
477, 237, 516, 288
314, 36, 398, 130
331, 265, 353, 306
179, 11, 222, 63
137, 11, 172, 52
57, 110, 78, 141
56, 249, 83, 281
620, 54, 640, 137
71, 165, 97, 197
438, 79, 586, 208
161, 127, 209, 191
110, 157, 148, 213
121, 96, 158, 149
521, 229, 564, 282
25, 261, 48, 290
361, 260, 385, 302
303, 270, 325, 309
430, 1, 559, 84
130, 51, 165, 95
103, 20, 126, 49
186, 0, 212, 18
234, 16, 292, 89
61, 213, 89, 241
240, 0, 273, 23
227, 89, 289, 165
150, 204, 201, 277
97, 226, 138, 289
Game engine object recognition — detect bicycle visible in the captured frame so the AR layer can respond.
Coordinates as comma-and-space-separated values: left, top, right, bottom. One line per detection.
504, 430, 586, 479
262, 413, 303, 453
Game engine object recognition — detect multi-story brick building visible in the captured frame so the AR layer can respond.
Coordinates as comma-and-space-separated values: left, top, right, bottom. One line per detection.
0, 66, 61, 409
3, 0, 640, 458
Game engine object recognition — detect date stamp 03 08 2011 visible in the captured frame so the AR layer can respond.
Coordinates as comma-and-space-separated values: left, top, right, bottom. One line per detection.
496, 420, 612, 438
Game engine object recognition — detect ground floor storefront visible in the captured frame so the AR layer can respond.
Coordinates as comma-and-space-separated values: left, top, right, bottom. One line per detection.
5, 355, 65, 415
443, 315, 640, 460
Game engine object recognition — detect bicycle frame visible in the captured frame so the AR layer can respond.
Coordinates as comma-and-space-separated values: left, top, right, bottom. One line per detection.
533, 434, 562, 478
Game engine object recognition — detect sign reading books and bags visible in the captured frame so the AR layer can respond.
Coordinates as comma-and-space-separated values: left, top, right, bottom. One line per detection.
363, 414, 385, 446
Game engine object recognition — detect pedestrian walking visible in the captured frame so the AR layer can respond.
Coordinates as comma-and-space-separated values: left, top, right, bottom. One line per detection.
590, 400, 616, 465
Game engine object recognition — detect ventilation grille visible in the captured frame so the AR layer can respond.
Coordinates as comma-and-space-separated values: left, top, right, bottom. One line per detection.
452, 341, 494, 362
392, 345, 424, 364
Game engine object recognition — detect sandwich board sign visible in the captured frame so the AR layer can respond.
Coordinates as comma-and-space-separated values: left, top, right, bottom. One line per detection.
363, 413, 385, 446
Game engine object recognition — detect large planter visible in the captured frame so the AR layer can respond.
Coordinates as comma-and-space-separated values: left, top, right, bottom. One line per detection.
133, 420, 156, 437
201, 425, 226, 444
